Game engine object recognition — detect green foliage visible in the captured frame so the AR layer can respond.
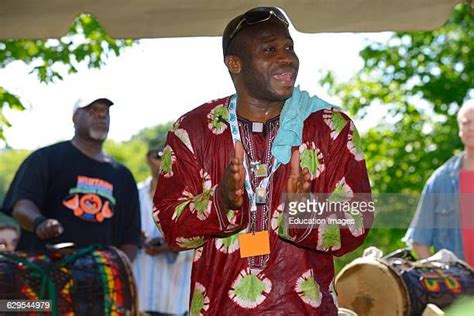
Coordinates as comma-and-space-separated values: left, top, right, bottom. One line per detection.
0, 149, 30, 204
104, 139, 149, 183
325, 4, 474, 270
104, 122, 173, 183
133, 122, 173, 151
445, 296, 474, 316
0, 88, 23, 140
0, 14, 135, 141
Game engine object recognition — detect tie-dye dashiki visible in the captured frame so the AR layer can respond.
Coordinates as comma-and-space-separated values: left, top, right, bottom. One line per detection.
154, 96, 373, 315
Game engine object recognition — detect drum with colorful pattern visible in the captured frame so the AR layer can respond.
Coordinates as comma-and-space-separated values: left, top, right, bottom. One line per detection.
0, 245, 137, 315
335, 249, 474, 315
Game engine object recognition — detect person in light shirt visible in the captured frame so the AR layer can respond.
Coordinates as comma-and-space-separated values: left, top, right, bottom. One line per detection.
133, 147, 192, 316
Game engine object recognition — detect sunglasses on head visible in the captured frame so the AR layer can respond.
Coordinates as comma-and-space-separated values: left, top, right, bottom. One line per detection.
225, 7, 289, 55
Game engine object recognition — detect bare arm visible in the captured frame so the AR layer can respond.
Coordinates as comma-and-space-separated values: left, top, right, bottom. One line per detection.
413, 242, 431, 259
12, 199, 63, 240
12, 199, 43, 231
119, 244, 138, 261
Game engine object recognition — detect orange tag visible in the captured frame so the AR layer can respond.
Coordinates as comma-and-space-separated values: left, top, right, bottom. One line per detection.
239, 231, 271, 258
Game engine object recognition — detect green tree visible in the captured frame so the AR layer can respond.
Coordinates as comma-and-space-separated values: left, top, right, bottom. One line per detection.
104, 122, 173, 183
0, 149, 30, 204
0, 14, 135, 141
132, 122, 173, 151
322, 4, 474, 270
104, 139, 149, 182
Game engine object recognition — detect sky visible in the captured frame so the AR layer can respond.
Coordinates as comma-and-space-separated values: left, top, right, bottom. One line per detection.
0, 29, 392, 150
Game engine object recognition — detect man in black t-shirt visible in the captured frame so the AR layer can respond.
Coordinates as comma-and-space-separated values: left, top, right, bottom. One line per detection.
1, 95, 141, 260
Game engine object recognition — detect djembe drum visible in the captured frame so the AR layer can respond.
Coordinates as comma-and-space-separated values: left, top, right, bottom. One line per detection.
0, 244, 137, 316
336, 248, 474, 316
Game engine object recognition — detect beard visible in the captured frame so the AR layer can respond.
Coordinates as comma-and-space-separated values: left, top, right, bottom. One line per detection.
241, 62, 296, 102
89, 128, 108, 141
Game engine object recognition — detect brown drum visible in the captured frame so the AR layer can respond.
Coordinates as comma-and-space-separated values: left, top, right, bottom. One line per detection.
336, 249, 474, 316
0, 245, 138, 315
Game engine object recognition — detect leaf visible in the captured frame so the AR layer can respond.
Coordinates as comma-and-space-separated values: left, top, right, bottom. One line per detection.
0, 13, 137, 142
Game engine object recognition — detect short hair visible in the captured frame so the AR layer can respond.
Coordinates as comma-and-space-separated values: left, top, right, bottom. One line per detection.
222, 7, 289, 58
222, 14, 244, 57
457, 99, 474, 122
225, 31, 249, 59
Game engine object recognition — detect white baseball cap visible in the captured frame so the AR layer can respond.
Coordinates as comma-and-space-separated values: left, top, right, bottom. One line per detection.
72, 94, 114, 114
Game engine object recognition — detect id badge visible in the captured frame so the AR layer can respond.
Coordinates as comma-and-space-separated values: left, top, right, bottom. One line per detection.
239, 231, 271, 258
255, 187, 267, 204
252, 122, 264, 133
250, 160, 261, 172
254, 164, 268, 178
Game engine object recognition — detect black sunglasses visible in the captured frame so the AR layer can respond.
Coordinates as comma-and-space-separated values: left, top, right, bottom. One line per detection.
225, 7, 289, 55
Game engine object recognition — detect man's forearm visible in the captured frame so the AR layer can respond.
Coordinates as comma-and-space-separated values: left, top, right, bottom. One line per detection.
119, 244, 138, 261
12, 199, 45, 232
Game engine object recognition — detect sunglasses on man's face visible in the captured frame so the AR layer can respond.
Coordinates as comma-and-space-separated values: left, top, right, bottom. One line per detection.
225, 7, 289, 55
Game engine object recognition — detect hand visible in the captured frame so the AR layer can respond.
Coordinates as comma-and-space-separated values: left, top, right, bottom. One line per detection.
287, 149, 311, 194
144, 242, 171, 256
36, 219, 64, 240
219, 141, 246, 210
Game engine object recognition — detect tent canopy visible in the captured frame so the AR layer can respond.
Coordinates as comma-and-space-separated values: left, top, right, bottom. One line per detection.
0, 0, 467, 39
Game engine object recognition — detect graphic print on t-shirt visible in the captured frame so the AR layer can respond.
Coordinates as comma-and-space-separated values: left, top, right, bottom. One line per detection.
62, 176, 115, 222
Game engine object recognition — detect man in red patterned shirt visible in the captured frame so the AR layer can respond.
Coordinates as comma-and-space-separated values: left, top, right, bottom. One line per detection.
154, 7, 373, 315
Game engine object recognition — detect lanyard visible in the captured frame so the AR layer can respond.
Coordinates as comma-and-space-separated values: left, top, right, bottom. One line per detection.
228, 95, 280, 213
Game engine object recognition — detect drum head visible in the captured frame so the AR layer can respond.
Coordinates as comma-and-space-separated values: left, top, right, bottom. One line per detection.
336, 258, 409, 316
